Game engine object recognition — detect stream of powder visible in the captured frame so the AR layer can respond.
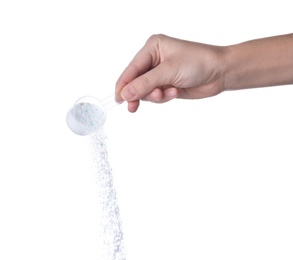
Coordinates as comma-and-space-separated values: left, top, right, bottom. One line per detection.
89, 129, 126, 260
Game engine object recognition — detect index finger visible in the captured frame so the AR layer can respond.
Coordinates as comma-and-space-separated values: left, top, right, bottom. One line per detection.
115, 37, 159, 102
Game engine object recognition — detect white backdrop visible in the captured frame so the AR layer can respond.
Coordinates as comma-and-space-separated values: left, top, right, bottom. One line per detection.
0, 1, 293, 259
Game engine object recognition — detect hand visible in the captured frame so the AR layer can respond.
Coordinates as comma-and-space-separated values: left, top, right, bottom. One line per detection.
115, 34, 226, 112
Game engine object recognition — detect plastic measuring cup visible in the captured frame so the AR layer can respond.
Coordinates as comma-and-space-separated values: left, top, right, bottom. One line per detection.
66, 95, 117, 136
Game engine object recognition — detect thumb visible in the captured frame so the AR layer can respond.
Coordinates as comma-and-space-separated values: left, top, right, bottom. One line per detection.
121, 62, 172, 101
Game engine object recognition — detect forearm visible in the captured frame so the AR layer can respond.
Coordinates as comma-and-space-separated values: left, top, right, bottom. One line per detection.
223, 34, 293, 91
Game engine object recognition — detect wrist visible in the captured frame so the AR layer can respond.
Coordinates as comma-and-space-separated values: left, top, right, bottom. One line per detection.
221, 34, 293, 92
221, 44, 242, 92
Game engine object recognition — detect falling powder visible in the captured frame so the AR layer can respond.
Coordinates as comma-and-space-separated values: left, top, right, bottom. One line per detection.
67, 98, 126, 259
89, 129, 126, 260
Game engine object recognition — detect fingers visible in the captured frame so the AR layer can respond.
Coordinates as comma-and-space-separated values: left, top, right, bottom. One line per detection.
120, 61, 174, 101
115, 34, 179, 112
115, 36, 160, 103
117, 61, 178, 112
115, 60, 151, 103
127, 100, 140, 113
127, 87, 178, 113
142, 87, 178, 103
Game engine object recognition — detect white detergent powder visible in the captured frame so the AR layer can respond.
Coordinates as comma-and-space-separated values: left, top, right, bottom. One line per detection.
67, 100, 126, 259
90, 131, 126, 260
67, 100, 106, 136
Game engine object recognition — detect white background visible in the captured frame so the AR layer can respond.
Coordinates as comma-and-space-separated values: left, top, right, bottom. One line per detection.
0, 1, 293, 259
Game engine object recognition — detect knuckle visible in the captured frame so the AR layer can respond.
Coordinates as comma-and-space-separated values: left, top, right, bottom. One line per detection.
146, 34, 166, 46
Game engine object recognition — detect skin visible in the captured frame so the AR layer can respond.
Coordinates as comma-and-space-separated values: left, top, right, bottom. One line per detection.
115, 33, 293, 112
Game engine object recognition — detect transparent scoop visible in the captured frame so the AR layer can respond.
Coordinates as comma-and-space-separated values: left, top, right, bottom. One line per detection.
66, 95, 117, 136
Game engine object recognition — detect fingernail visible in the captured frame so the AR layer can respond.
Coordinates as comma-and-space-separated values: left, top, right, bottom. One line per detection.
121, 87, 136, 101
